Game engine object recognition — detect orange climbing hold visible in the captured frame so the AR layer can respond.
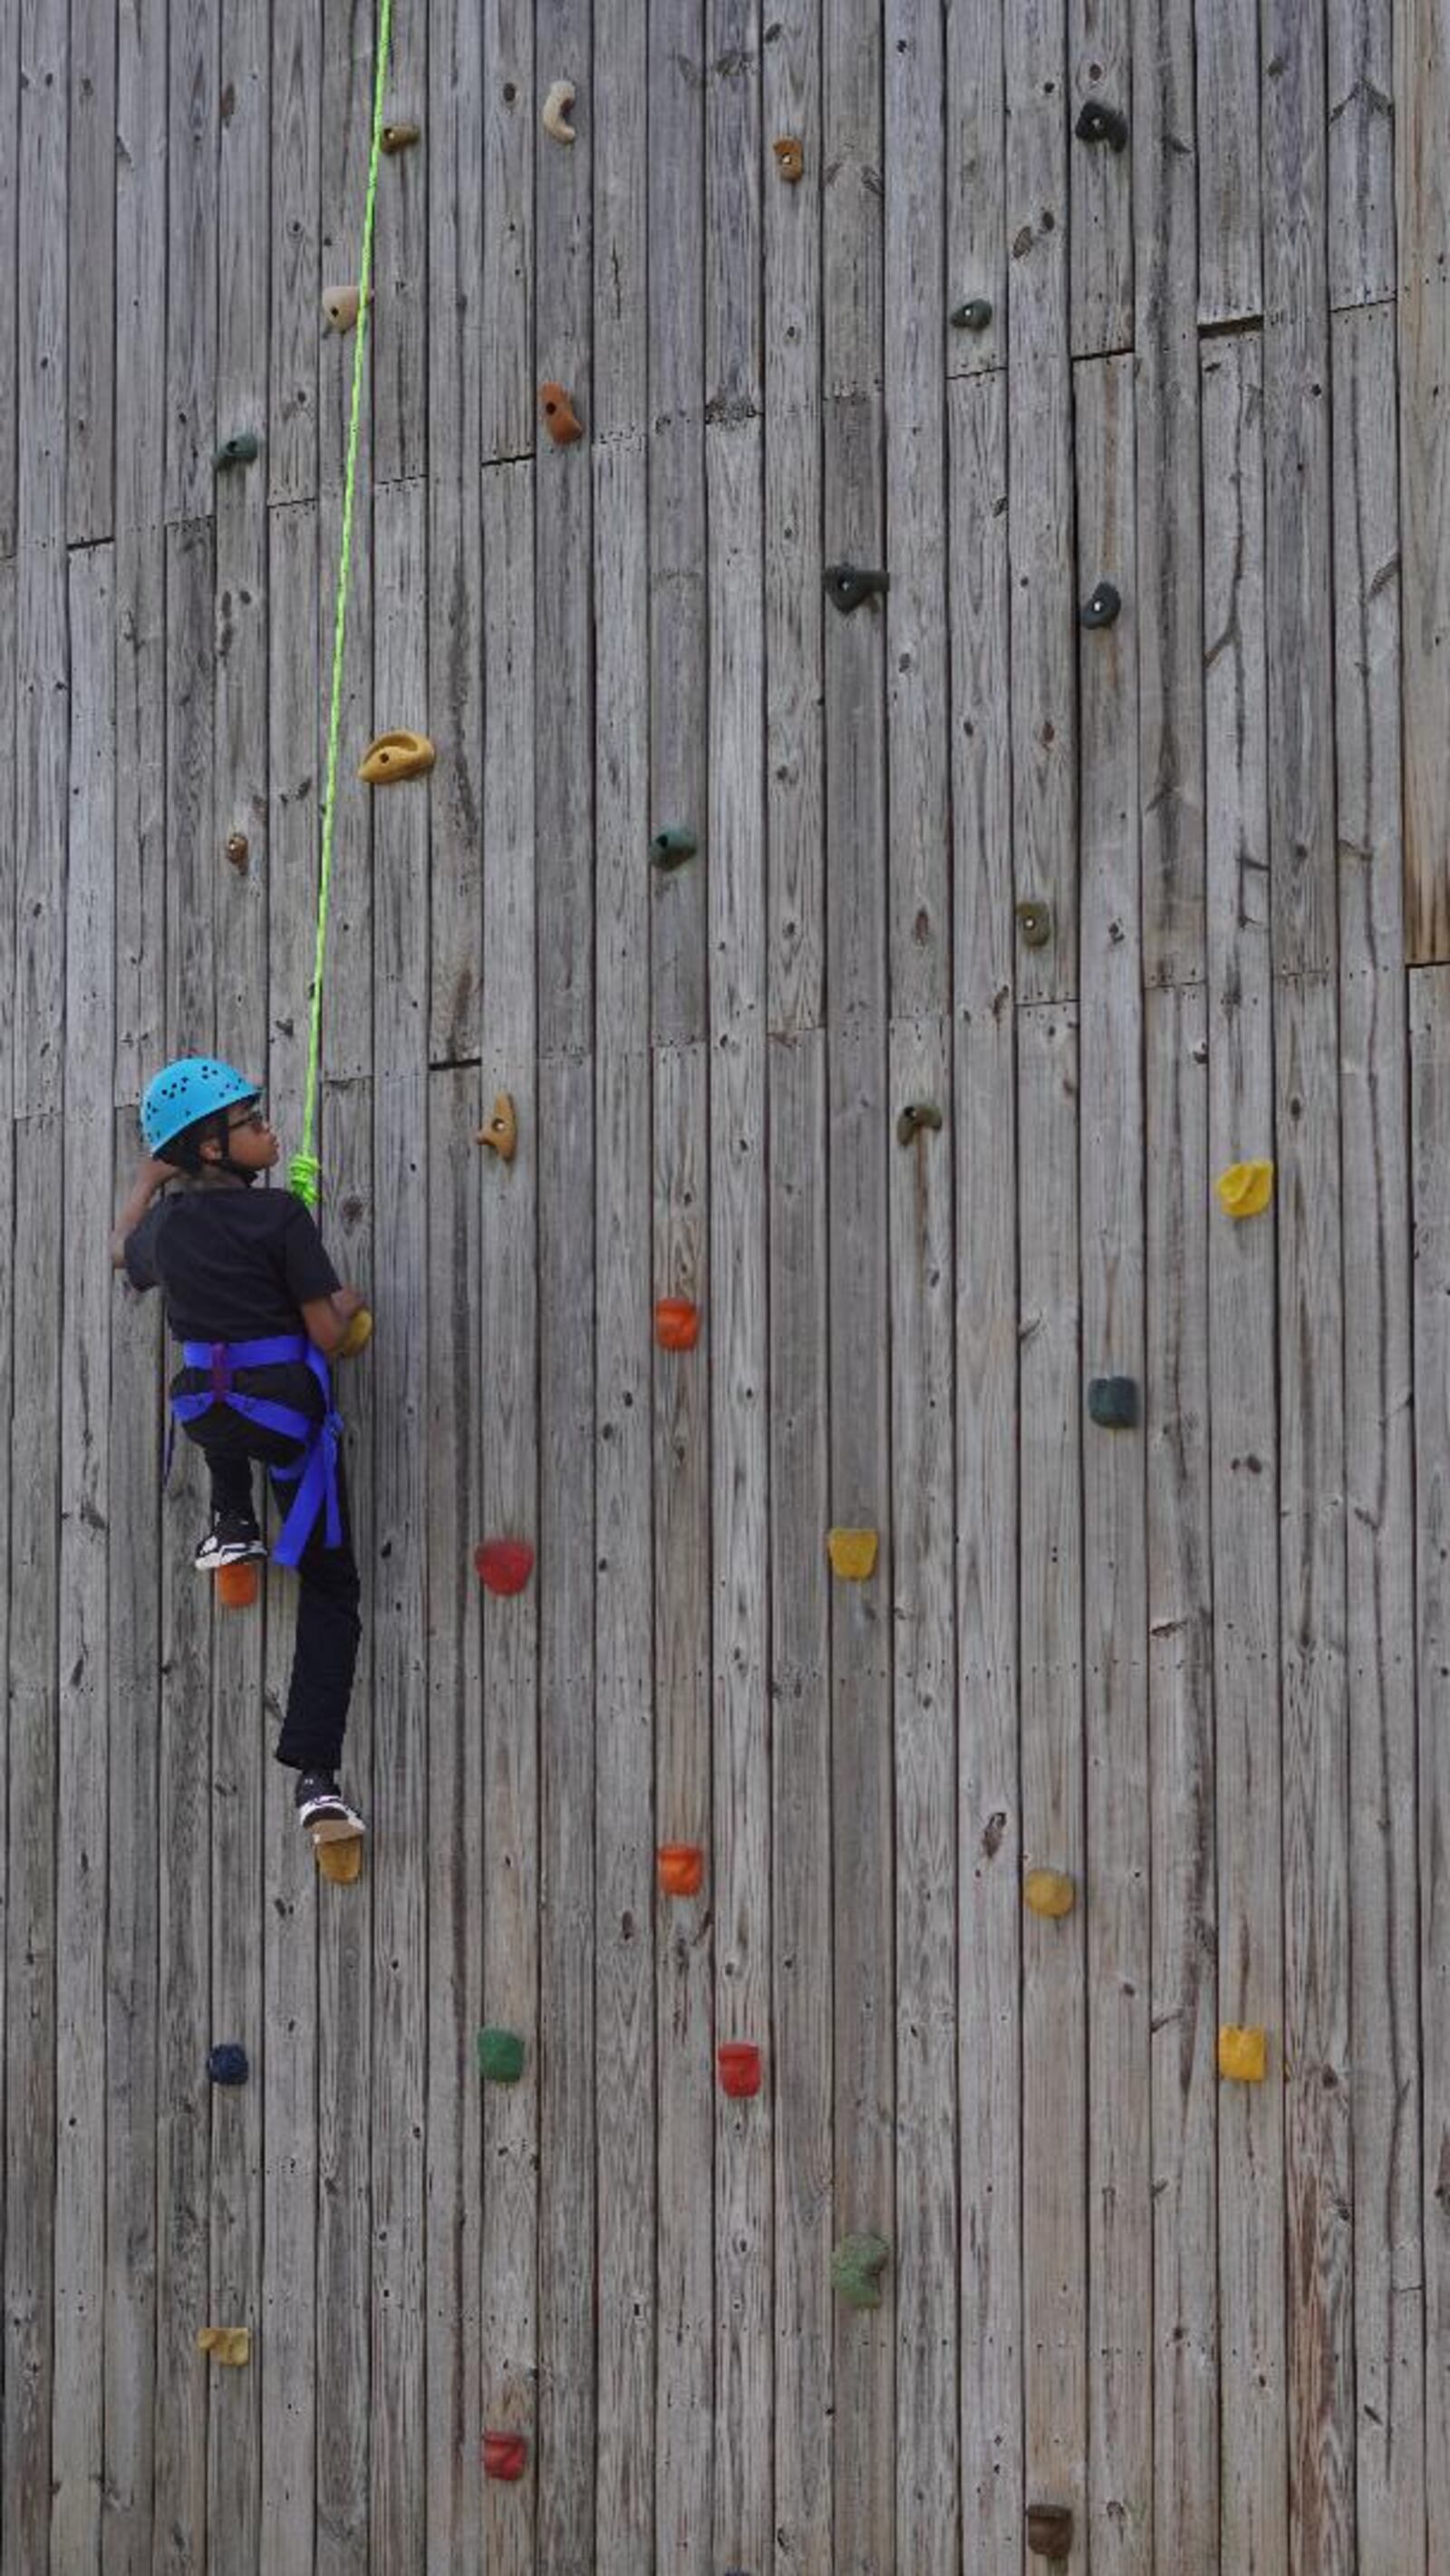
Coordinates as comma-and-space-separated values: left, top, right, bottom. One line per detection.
314, 1832, 363, 1885
478, 1093, 518, 1162
654, 1297, 700, 1351
540, 381, 584, 445
717, 2041, 762, 2099
1218, 2024, 1268, 2083
483, 2430, 529, 2482
773, 135, 805, 181
658, 1844, 704, 1897
359, 730, 436, 786
475, 1537, 535, 1597
216, 1560, 259, 1611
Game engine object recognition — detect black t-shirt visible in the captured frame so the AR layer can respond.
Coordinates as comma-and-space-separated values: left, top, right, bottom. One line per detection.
125, 1181, 340, 1345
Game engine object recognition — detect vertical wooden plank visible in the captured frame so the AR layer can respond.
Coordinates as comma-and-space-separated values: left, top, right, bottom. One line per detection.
426, 0, 484, 1063
944, 0, 1005, 380
319, 0, 375, 494
269, 0, 321, 505
314, 1080, 374, 2576
949, 370, 1022, 2565
887, 1012, 957, 2576
478, 455, 538, 2576
68, 0, 115, 543
1004, 0, 1077, 1002
50, 547, 115, 2576
1397, 0, 1450, 958
421, 1068, 480, 2576
1076, 353, 1151, 2576
4, 1118, 62, 2576
1327, 0, 1394, 311
0, 560, 12, 2551
165, 520, 217, 1055
481, 0, 533, 463
593, 434, 656, 2574
1412, 967, 1450, 2553
767, 1029, 832, 2576
1202, 329, 1288, 2576
1068, 0, 1134, 355
372, 0, 426, 486
1262, 0, 1335, 980
14, 539, 68, 1116
260, 496, 319, 2576
1144, 979, 1218, 2576
368, 480, 429, 2575
1018, 1002, 1086, 2556
594, 0, 647, 441
0, 0, 16, 557
706, 412, 772, 2576
1333, 298, 1425, 2576
1133, 0, 1204, 987
215, 0, 270, 1076
167, 0, 218, 521
1194, 0, 1261, 325
16, 0, 67, 548
823, 0, 892, 2560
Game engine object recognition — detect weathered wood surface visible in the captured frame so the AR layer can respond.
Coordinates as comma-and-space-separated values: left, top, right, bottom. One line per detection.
5, 2, 1450, 2569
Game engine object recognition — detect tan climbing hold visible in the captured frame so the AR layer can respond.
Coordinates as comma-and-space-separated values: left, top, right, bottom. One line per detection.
827, 1526, 878, 1581
773, 135, 805, 182
380, 121, 420, 154
359, 730, 436, 786
1218, 2024, 1267, 2083
337, 1306, 372, 1359
1024, 1867, 1076, 1920
1214, 1158, 1274, 1218
322, 284, 371, 334
478, 1093, 518, 1162
542, 81, 576, 142
198, 2327, 251, 2367
540, 381, 584, 445
314, 1830, 363, 1885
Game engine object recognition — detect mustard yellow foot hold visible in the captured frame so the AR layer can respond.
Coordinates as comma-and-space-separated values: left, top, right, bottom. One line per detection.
1218, 2024, 1267, 2083
337, 1306, 372, 1359
1214, 1158, 1274, 1218
314, 1830, 364, 1885
359, 729, 436, 786
198, 2327, 251, 2367
826, 1527, 878, 1581
1024, 1867, 1076, 1919
478, 1092, 518, 1162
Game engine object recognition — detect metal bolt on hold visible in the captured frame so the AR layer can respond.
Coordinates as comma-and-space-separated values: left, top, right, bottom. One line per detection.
824, 562, 889, 614
1075, 96, 1128, 150
895, 1102, 942, 1146
1016, 898, 1052, 949
380, 121, 420, 154
1081, 580, 1121, 628
950, 297, 993, 332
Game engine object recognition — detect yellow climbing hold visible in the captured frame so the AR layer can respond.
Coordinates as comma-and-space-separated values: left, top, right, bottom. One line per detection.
1218, 2024, 1267, 2083
827, 1527, 878, 1581
478, 1093, 518, 1163
359, 730, 435, 786
314, 1831, 364, 1885
1023, 1868, 1076, 1920
1214, 1159, 1274, 1219
337, 1306, 372, 1359
198, 2327, 252, 2367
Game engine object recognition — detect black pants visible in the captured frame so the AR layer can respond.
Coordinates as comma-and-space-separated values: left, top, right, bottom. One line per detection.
178, 1370, 361, 1777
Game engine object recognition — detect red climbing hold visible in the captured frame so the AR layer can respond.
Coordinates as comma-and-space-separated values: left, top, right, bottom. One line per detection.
717, 2041, 762, 2099
654, 1297, 701, 1351
474, 1538, 535, 1596
482, 2431, 528, 2482
658, 1844, 704, 1897
217, 1560, 259, 1610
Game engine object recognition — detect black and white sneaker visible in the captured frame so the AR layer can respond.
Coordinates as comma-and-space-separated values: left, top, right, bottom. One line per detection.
295, 1771, 366, 1844
194, 1512, 268, 1573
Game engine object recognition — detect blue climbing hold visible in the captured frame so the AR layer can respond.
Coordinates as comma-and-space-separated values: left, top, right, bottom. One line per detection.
208, 2043, 249, 2086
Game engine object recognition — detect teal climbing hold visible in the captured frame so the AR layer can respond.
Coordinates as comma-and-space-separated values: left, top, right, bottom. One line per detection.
216, 432, 260, 470
950, 297, 993, 332
478, 2027, 526, 2083
650, 827, 699, 869
1088, 1375, 1138, 1429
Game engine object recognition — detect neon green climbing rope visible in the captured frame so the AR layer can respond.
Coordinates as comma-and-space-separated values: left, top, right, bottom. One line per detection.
288, 0, 395, 1210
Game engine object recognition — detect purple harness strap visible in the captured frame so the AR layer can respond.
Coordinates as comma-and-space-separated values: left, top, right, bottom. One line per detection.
170, 1332, 343, 1567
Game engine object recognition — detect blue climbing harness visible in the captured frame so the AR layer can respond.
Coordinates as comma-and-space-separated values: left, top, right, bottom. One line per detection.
169, 1334, 343, 1568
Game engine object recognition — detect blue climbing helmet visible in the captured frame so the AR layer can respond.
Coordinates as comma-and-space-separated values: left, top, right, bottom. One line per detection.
140, 1056, 261, 1156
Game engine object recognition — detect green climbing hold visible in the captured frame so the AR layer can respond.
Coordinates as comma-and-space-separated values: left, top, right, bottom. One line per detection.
478, 2027, 526, 2083
217, 433, 260, 470
895, 1102, 942, 1146
950, 297, 993, 332
651, 827, 699, 869
1088, 1374, 1138, 1429
831, 2232, 890, 2310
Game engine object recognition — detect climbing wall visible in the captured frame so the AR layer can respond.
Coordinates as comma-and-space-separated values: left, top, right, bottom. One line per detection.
0, 0, 1445, 2570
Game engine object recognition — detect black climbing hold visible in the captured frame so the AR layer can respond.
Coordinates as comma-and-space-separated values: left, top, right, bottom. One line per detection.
950, 297, 993, 333
1088, 1375, 1138, 1429
1016, 898, 1052, 949
651, 826, 699, 868
208, 2043, 249, 2086
1075, 97, 1128, 150
895, 1102, 942, 1146
216, 433, 260, 470
825, 562, 890, 614
1081, 581, 1121, 629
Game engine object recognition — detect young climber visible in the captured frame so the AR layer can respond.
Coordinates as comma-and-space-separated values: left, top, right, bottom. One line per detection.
111, 1056, 367, 1844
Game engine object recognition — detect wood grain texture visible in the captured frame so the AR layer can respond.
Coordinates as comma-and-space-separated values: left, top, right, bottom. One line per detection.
1397, 0, 1450, 956
1327, 0, 1394, 309
67, 0, 114, 544
0, 0, 16, 557
945, 0, 1005, 380
1412, 970, 1450, 2558
1069, 0, 1134, 354
165, 0, 218, 522
1195, 0, 1261, 324
481, 0, 533, 463
269, 0, 321, 504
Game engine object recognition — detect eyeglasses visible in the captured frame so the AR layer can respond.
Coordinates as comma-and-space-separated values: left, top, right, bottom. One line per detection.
227, 1108, 267, 1135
